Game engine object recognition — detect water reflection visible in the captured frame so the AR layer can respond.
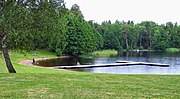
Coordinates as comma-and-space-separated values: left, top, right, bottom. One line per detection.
36, 51, 180, 74
36, 56, 95, 67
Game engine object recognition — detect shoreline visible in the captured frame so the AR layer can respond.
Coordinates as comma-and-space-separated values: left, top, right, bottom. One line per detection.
18, 59, 56, 70
18, 56, 74, 70
122, 49, 158, 52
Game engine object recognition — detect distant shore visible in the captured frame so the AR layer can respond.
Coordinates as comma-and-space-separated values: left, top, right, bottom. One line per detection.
122, 49, 156, 52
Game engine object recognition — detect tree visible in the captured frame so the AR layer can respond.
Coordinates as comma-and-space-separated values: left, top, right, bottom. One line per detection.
35, 0, 68, 56
48, 8, 68, 56
64, 5, 97, 56
122, 23, 130, 49
152, 26, 168, 50
136, 25, 146, 49
98, 22, 120, 50
88, 21, 104, 50
0, 0, 65, 73
0, 1, 33, 73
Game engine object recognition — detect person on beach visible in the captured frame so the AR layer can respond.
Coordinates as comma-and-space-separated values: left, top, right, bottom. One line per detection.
32, 58, 35, 66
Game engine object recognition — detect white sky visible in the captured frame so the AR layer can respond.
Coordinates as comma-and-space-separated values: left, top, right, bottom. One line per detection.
65, 0, 180, 24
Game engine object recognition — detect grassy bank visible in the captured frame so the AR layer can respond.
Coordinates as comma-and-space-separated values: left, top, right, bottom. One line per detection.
165, 48, 180, 52
1, 74, 180, 98
1, 50, 180, 98
91, 50, 118, 57
0, 50, 59, 73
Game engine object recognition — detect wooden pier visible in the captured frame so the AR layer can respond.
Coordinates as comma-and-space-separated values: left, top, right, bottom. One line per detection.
116, 60, 170, 67
54, 61, 169, 69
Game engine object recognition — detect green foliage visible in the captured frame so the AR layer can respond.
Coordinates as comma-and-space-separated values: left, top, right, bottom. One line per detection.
153, 41, 168, 50
97, 20, 180, 51
165, 48, 180, 52
88, 21, 104, 50
139, 46, 144, 50
55, 48, 63, 56
117, 46, 123, 51
92, 50, 118, 57
64, 11, 96, 56
100, 22, 121, 50
48, 9, 68, 52
1, 1, 34, 51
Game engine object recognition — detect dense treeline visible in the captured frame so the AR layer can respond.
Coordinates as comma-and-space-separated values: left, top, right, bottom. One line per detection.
29, 1, 180, 54
93, 20, 180, 51
23, 1, 180, 54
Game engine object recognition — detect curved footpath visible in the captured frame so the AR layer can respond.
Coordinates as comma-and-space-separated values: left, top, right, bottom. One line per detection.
19, 60, 34, 66
18, 58, 56, 70
18, 56, 73, 70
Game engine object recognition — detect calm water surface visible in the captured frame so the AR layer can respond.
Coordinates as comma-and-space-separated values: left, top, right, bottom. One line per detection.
36, 51, 180, 74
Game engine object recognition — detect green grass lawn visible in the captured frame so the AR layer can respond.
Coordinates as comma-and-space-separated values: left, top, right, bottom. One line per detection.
1, 50, 180, 98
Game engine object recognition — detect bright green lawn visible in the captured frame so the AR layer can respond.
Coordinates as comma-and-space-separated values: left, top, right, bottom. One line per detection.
1, 50, 180, 98
0, 50, 59, 73
1, 74, 180, 98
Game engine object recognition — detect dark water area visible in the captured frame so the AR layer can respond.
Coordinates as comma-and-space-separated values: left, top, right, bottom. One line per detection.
36, 57, 95, 67
36, 51, 180, 74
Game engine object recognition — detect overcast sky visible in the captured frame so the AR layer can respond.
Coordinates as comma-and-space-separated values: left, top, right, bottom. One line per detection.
65, 0, 180, 24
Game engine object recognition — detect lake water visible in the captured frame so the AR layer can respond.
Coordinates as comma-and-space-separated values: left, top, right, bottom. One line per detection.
36, 51, 180, 74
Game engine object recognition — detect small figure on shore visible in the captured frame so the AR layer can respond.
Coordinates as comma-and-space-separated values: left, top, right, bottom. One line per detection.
136, 49, 139, 52
32, 58, 35, 66
77, 61, 80, 65
76, 56, 80, 65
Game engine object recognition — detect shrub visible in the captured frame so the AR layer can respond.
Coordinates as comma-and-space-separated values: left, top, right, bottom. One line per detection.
55, 49, 62, 56
92, 50, 118, 57
165, 48, 180, 52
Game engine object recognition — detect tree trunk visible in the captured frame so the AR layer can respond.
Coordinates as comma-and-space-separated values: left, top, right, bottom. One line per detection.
125, 33, 129, 49
1, 30, 16, 73
130, 40, 134, 49
139, 33, 142, 47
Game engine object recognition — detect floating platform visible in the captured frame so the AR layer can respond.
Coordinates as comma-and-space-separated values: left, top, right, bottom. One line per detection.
116, 60, 170, 67
54, 61, 169, 69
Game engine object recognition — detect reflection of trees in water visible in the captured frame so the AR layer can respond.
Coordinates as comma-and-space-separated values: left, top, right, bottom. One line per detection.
119, 51, 152, 62
119, 51, 180, 62
36, 56, 95, 67
121, 51, 150, 57
120, 51, 152, 57
78, 57, 95, 65
144, 52, 150, 62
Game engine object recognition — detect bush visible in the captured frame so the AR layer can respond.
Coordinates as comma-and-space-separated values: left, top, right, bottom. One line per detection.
92, 50, 118, 57
165, 48, 180, 52
117, 46, 123, 52
55, 49, 62, 56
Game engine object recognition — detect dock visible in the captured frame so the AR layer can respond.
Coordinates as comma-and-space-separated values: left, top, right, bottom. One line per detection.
54, 61, 169, 69
116, 60, 169, 67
